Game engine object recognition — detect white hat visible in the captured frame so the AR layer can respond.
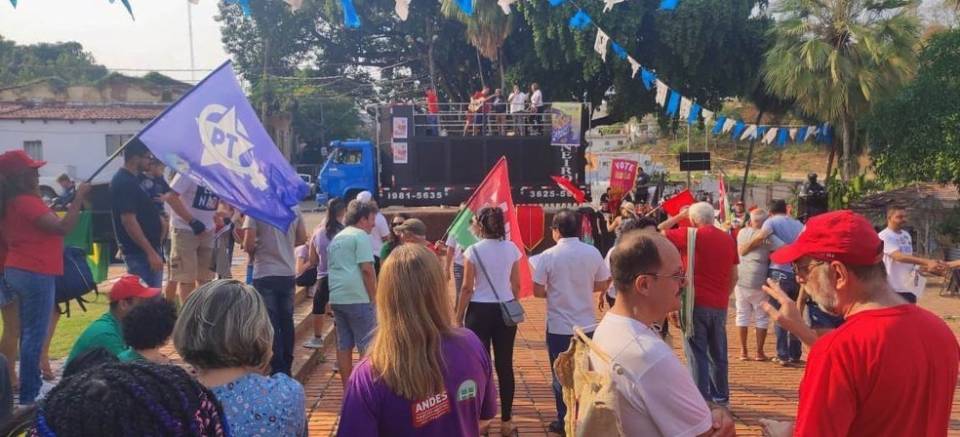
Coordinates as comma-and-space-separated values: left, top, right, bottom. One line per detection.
356, 191, 373, 202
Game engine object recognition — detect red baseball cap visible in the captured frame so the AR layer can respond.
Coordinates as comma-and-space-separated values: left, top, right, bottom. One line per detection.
770, 210, 883, 266
109, 274, 160, 302
0, 150, 45, 173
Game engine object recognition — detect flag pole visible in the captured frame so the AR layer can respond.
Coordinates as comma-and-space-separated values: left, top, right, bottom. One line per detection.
84, 137, 136, 183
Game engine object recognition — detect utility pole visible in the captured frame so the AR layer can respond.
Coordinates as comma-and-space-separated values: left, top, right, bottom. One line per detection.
186, 0, 196, 82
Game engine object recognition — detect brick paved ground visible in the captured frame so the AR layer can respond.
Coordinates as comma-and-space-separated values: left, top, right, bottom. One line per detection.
303, 276, 960, 436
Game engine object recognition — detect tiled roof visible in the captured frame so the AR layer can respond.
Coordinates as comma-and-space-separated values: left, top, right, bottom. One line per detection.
0, 102, 166, 121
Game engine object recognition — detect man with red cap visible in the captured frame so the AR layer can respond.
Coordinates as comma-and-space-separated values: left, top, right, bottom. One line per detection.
759, 210, 959, 437
65, 274, 160, 365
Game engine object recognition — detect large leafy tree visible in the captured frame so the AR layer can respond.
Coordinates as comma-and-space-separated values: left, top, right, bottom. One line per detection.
0, 36, 108, 85
867, 28, 960, 186
506, 0, 771, 121
762, 0, 920, 181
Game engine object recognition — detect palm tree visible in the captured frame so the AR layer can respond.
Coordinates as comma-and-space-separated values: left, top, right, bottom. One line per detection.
762, 0, 920, 180
442, 0, 514, 88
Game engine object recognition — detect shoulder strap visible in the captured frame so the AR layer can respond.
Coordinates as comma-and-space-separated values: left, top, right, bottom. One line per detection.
472, 245, 503, 301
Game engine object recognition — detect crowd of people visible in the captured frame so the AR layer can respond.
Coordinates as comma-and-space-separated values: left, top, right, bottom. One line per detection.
1, 143, 958, 436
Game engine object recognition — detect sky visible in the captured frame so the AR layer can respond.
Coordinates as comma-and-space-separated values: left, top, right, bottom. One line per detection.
0, 0, 231, 83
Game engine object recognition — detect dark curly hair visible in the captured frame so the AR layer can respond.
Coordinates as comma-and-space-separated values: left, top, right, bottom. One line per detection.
31, 361, 228, 437
476, 207, 506, 240
122, 299, 178, 352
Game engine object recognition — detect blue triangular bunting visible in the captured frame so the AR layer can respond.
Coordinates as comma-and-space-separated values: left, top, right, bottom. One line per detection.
687, 103, 701, 125
611, 42, 628, 60
640, 68, 656, 91
569, 10, 592, 29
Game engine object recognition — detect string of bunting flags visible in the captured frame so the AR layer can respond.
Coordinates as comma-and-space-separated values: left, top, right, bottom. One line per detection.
558, 1, 832, 148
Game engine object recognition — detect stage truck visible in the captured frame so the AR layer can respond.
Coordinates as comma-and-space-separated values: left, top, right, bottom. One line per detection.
314, 102, 590, 208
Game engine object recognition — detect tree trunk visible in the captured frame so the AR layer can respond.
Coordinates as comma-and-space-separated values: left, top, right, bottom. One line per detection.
841, 116, 852, 181
740, 111, 764, 205
498, 48, 506, 93
476, 47, 485, 89
825, 138, 837, 182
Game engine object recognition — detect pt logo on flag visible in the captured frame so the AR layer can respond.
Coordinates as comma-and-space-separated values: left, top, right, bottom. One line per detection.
198, 104, 268, 190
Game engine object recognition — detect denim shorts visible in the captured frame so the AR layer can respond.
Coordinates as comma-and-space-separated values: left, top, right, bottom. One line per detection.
331, 303, 376, 353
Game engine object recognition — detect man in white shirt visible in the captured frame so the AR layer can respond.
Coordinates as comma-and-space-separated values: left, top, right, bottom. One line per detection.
878, 206, 943, 304
507, 84, 527, 135
165, 174, 220, 303
533, 209, 611, 435
529, 82, 544, 134
590, 230, 734, 437
356, 191, 391, 272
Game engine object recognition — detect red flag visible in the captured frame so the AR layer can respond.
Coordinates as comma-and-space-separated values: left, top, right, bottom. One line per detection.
661, 189, 695, 216
516, 205, 545, 251
460, 157, 534, 298
550, 176, 586, 204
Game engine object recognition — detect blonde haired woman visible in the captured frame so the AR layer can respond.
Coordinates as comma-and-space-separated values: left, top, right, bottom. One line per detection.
173, 279, 306, 436
338, 244, 497, 436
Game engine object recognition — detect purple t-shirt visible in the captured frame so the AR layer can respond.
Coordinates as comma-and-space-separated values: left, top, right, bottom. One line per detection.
337, 329, 497, 436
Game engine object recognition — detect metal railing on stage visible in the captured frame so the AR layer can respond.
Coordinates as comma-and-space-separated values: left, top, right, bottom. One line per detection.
408, 101, 554, 138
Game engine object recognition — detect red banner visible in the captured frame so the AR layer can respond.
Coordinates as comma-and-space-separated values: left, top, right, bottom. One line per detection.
516, 205, 545, 252
662, 189, 696, 216
609, 159, 639, 207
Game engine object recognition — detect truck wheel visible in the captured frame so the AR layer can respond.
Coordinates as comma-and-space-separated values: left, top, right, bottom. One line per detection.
345, 189, 361, 202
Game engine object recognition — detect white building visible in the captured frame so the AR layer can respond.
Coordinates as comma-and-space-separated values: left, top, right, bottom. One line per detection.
0, 102, 165, 195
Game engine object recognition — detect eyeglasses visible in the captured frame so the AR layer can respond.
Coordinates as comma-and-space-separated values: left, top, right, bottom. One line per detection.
636, 271, 687, 284
793, 259, 827, 277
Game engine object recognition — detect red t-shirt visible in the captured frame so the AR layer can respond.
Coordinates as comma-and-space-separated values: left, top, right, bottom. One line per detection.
794, 304, 959, 437
666, 225, 738, 309
0, 229, 7, 268
2, 195, 63, 275
426, 91, 439, 113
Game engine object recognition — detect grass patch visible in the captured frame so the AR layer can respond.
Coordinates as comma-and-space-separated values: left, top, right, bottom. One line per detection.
0, 296, 110, 360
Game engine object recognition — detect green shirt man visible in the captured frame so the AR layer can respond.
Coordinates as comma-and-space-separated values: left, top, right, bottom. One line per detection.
66, 274, 160, 364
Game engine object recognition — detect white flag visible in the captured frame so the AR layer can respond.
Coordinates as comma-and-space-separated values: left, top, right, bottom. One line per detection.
679, 97, 692, 119
789, 128, 798, 140
740, 124, 757, 141
762, 127, 778, 144
395, 0, 411, 19
594, 30, 610, 62
497, 0, 517, 14
805, 125, 819, 142
701, 109, 714, 126
284, 0, 303, 10
628, 56, 641, 78
603, 0, 624, 12
655, 80, 669, 106
722, 118, 736, 134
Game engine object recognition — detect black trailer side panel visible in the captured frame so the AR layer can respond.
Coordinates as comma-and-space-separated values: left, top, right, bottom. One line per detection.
379, 105, 587, 207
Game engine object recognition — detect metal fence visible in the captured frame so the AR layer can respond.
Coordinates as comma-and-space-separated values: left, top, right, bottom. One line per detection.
409, 102, 555, 137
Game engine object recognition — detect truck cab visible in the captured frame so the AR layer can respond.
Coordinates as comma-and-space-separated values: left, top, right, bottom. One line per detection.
315, 139, 377, 205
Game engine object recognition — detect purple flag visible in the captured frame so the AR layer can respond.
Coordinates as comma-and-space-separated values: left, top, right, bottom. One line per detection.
136, 61, 307, 230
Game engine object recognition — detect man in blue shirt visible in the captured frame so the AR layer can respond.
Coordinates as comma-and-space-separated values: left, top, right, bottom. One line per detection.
110, 140, 164, 287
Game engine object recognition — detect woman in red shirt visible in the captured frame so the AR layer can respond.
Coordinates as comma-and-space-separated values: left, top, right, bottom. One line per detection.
0, 150, 89, 404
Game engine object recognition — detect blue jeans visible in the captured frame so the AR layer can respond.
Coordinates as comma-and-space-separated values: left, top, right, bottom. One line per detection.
253, 276, 295, 376
682, 306, 729, 403
4, 267, 55, 404
453, 264, 464, 310
124, 248, 163, 288
768, 270, 802, 361
547, 331, 591, 424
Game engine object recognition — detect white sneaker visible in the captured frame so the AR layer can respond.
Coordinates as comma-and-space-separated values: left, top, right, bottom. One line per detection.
302, 337, 324, 349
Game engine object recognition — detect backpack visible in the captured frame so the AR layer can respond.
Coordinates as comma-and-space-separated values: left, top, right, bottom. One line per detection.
55, 246, 99, 317
554, 328, 624, 436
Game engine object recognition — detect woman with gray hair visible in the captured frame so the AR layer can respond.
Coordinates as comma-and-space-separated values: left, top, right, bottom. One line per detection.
174, 279, 306, 436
